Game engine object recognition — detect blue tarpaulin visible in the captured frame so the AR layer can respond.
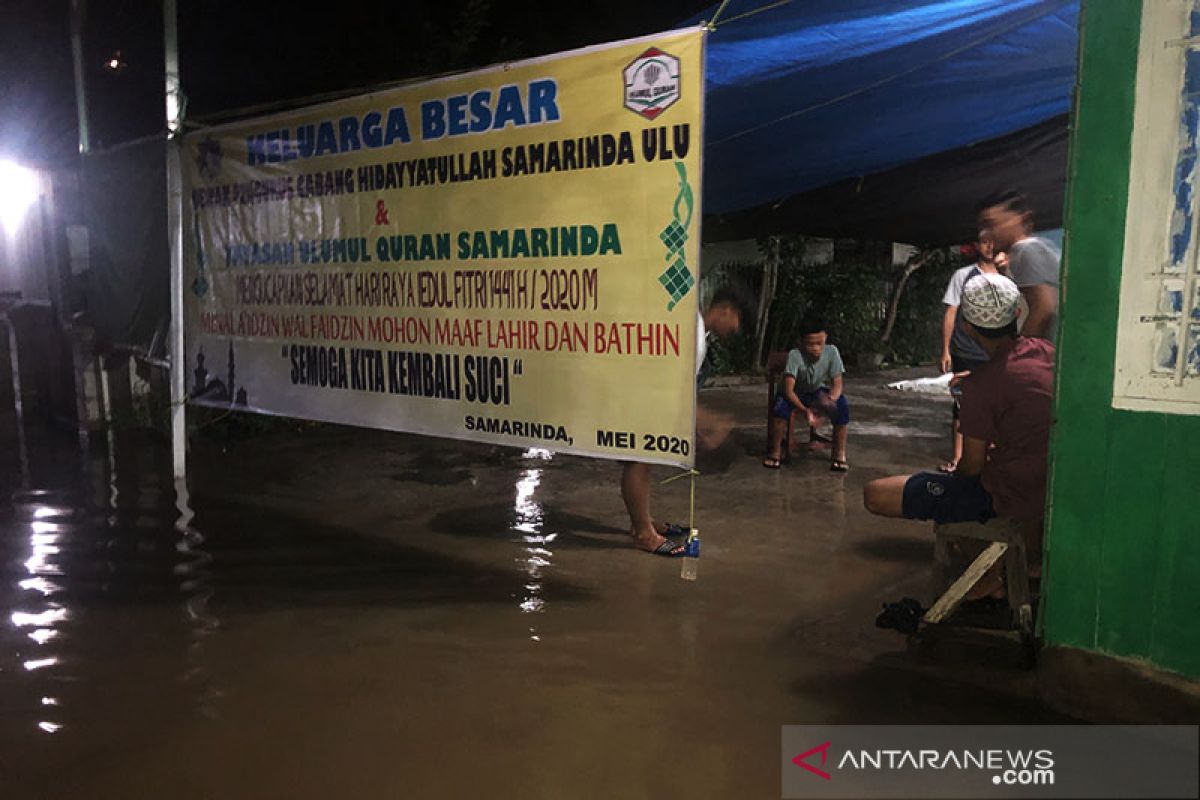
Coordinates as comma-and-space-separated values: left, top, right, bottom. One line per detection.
690, 0, 1079, 215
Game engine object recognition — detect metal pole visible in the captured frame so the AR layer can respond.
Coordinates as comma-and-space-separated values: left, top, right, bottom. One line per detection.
165, 0, 187, 480
3, 314, 30, 488
70, 0, 90, 154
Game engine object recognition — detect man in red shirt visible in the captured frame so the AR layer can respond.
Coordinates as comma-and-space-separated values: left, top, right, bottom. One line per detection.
863, 273, 1054, 541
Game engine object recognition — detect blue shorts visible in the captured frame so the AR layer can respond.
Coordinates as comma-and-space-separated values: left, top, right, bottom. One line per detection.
902, 472, 996, 524
771, 388, 851, 426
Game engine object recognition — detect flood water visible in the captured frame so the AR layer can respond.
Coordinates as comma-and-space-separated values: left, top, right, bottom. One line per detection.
1, 375, 1067, 799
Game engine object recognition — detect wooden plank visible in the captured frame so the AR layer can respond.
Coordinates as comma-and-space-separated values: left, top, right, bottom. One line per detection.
923, 541, 1008, 625
936, 519, 1023, 544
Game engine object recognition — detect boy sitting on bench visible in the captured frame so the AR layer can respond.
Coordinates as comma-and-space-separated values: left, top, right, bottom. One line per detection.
862, 273, 1054, 599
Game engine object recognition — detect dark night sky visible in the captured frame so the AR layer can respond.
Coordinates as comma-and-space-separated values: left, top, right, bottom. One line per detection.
1, 0, 712, 166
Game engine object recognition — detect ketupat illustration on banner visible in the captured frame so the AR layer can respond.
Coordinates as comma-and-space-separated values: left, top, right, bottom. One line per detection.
659, 161, 696, 311
183, 27, 706, 465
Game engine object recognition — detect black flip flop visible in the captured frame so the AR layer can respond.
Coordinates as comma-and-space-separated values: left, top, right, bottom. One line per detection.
830, 460, 849, 473
662, 523, 689, 539
649, 538, 685, 557
762, 457, 781, 469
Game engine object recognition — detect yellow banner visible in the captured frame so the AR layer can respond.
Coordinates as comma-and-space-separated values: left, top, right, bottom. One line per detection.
184, 27, 705, 467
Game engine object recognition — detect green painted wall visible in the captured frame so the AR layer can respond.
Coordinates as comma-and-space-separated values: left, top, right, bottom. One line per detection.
1044, 0, 1200, 679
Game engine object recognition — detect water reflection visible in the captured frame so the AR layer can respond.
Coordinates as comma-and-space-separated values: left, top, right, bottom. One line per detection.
6, 494, 73, 735
27, 629, 58, 644
18, 577, 62, 595
11, 608, 69, 627
23, 656, 58, 671
25, 528, 63, 575
2, 432, 220, 741
514, 448, 554, 638
174, 476, 223, 718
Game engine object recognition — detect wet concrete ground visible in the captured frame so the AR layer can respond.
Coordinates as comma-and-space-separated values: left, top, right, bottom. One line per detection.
0, 370, 1068, 799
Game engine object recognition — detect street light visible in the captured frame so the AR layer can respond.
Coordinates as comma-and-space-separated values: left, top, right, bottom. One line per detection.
0, 159, 41, 237
103, 50, 128, 74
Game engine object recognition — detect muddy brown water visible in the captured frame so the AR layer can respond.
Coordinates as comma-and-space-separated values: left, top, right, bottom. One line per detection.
0, 373, 1069, 799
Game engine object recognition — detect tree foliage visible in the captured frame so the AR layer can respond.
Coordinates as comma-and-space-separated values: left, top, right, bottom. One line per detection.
704, 237, 966, 374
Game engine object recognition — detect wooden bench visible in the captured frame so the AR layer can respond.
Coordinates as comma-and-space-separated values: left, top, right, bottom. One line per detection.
923, 518, 1035, 641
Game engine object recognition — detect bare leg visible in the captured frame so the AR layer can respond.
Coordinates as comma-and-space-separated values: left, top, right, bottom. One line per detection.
770, 417, 787, 456
764, 417, 786, 465
830, 424, 848, 464
943, 417, 963, 472
863, 475, 909, 517
621, 462, 668, 551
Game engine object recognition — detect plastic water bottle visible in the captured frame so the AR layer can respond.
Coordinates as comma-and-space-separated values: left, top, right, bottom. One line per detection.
680, 528, 700, 581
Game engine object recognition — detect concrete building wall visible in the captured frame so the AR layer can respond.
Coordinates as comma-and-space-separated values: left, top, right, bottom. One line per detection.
0, 191, 54, 304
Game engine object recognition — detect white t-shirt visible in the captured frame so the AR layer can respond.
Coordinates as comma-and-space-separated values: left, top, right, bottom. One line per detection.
696, 311, 707, 375
943, 264, 989, 362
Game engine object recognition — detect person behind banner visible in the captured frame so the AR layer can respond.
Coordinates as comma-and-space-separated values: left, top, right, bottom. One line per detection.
763, 318, 850, 472
622, 286, 752, 556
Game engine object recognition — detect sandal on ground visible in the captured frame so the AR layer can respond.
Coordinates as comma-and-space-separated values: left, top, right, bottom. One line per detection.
762, 457, 781, 469
938, 461, 958, 473
830, 460, 849, 473
661, 522, 689, 539
647, 538, 685, 557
